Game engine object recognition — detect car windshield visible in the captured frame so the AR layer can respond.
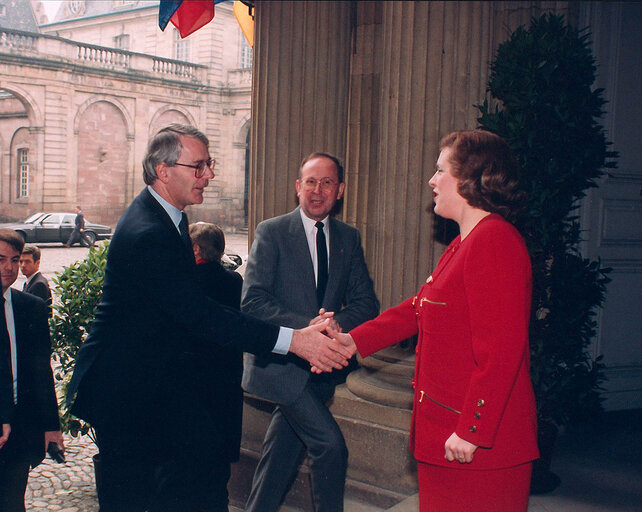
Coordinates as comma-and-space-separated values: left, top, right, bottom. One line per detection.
23, 212, 45, 224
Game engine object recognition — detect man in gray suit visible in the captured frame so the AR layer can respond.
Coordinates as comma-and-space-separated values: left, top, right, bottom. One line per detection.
242, 152, 379, 512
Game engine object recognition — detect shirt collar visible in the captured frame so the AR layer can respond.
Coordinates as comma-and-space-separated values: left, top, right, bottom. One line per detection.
299, 208, 328, 236
3, 287, 12, 305
147, 185, 183, 232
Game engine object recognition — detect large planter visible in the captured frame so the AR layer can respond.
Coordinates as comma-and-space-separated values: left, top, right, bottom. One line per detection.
530, 421, 561, 494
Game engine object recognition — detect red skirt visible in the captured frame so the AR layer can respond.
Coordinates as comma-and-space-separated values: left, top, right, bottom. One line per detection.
417, 461, 532, 512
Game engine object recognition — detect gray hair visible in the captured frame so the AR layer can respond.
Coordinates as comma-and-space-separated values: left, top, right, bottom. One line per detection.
142, 124, 209, 185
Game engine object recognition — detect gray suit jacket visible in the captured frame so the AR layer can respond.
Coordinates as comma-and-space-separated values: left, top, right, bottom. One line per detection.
242, 207, 379, 404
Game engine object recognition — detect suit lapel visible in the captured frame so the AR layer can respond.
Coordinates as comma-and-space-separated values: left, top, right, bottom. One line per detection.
288, 209, 318, 307
140, 188, 195, 265
10, 290, 28, 381
325, 218, 345, 307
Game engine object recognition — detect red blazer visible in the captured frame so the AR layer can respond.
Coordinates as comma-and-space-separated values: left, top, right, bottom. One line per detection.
351, 214, 539, 470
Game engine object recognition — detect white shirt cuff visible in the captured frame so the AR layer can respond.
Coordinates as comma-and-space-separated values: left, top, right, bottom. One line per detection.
273, 326, 293, 354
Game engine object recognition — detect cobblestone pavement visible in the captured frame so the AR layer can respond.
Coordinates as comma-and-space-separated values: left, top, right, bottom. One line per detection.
25, 433, 99, 512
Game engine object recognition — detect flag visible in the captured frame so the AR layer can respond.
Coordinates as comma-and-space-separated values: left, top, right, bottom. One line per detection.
159, 0, 225, 39
233, 0, 254, 47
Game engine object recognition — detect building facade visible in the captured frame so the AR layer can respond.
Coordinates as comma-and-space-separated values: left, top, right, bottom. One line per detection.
0, 0, 252, 228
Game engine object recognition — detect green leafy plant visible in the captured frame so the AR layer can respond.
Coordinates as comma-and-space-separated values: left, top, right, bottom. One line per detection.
50, 242, 109, 442
477, 14, 615, 428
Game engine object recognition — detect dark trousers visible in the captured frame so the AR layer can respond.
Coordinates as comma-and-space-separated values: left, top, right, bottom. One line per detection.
95, 429, 231, 512
0, 448, 31, 512
66, 229, 92, 247
245, 380, 348, 512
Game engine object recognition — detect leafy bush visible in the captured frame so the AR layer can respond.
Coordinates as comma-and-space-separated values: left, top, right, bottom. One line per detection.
50, 242, 109, 440
477, 14, 615, 427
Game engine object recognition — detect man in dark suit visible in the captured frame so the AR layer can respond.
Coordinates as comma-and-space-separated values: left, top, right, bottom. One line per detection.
66, 125, 352, 512
242, 152, 380, 512
189, 221, 244, 506
64, 206, 92, 247
20, 245, 52, 315
0, 229, 64, 512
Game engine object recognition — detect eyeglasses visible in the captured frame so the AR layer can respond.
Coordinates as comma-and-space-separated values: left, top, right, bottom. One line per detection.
300, 177, 338, 191
174, 158, 215, 178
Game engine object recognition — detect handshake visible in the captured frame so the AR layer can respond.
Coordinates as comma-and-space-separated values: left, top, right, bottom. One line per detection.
289, 309, 358, 374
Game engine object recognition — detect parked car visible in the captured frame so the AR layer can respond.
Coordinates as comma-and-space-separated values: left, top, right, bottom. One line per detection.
0, 212, 112, 246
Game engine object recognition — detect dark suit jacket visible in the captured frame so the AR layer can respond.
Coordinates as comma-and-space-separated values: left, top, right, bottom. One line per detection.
23, 272, 52, 314
74, 211, 85, 230
194, 261, 243, 462
241, 207, 379, 405
67, 188, 280, 460
0, 290, 59, 468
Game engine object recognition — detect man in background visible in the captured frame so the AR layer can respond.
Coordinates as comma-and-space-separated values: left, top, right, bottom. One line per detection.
19, 245, 52, 314
242, 152, 380, 511
64, 206, 92, 247
0, 229, 64, 512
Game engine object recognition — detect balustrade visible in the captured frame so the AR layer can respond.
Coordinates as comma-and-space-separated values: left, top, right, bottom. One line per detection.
0, 28, 203, 83
0, 30, 38, 52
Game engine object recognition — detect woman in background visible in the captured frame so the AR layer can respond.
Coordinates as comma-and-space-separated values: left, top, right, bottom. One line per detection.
331, 130, 539, 511
189, 222, 243, 511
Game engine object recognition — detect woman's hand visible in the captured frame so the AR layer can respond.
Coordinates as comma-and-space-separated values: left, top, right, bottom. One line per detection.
444, 432, 478, 464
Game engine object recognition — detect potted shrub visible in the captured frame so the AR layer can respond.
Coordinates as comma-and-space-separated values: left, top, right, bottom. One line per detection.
50, 242, 109, 487
476, 14, 615, 493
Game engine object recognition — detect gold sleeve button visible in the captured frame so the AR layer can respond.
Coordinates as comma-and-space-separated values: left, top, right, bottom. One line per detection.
477, 399, 485, 407
469, 425, 477, 433
474, 412, 481, 419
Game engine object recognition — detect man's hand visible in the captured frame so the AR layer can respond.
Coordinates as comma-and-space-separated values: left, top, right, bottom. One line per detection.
44, 430, 66, 454
444, 432, 477, 464
310, 327, 358, 373
0, 423, 10, 450
309, 308, 342, 333
290, 320, 352, 373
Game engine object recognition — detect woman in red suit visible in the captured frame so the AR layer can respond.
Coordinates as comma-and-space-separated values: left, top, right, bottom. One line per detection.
331, 130, 539, 511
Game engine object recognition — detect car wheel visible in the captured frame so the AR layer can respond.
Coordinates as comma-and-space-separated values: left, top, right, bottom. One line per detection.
81, 231, 97, 247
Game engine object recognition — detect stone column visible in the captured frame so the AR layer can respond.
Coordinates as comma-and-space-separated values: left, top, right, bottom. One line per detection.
242, 2, 577, 508
344, 0, 498, 410
248, 0, 353, 236
344, 0, 576, 413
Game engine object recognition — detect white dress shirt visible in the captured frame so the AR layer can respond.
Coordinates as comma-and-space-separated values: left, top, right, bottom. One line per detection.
299, 209, 329, 285
3, 288, 17, 403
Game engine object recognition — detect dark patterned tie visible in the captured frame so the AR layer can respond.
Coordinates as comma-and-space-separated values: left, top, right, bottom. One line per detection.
179, 211, 192, 251
0, 296, 15, 420
315, 221, 328, 308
